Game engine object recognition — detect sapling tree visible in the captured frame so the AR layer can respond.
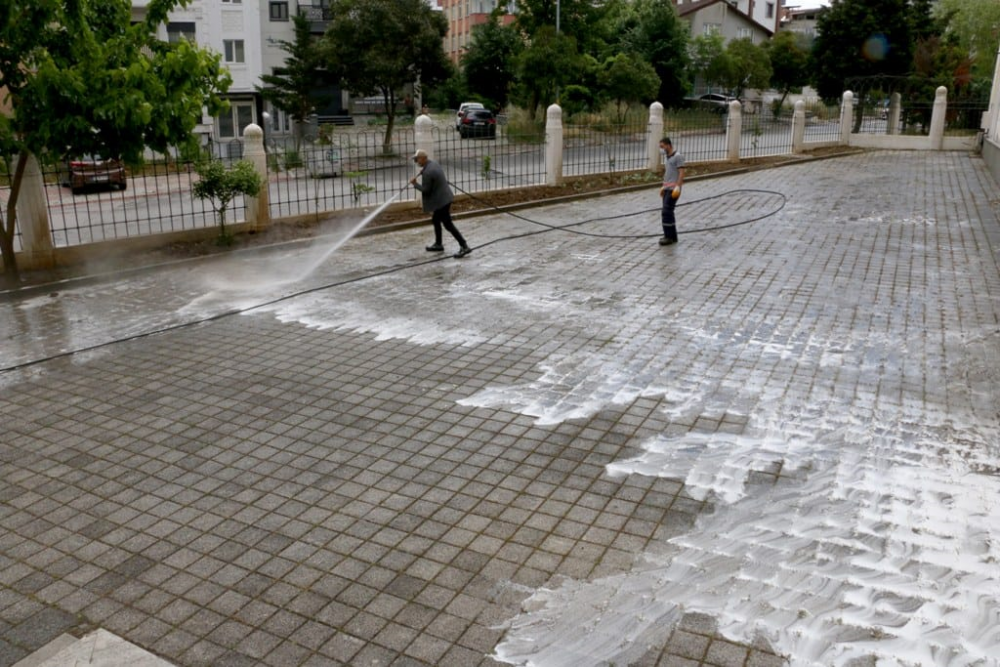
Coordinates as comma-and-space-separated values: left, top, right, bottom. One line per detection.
0, 0, 230, 286
192, 160, 262, 244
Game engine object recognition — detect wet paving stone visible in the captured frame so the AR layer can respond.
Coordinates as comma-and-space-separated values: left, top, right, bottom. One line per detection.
2, 151, 1000, 666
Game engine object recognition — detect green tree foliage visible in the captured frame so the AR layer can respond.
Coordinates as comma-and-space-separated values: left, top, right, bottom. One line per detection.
723, 37, 772, 103
514, 0, 602, 52
256, 13, 329, 151
192, 160, 262, 244
612, 0, 690, 106
461, 19, 523, 111
320, 0, 451, 154
599, 53, 661, 123
765, 31, 811, 114
0, 0, 230, 285
934, 0, 1000, 79
513, 26, 584, 119
809, 0, 914, 110
690, 33, 732, 93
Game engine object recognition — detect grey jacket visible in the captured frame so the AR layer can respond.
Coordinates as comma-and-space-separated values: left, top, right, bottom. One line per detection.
414, 159, 454, 213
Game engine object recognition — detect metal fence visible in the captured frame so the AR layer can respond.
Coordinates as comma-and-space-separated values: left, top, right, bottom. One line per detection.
664, 109, 729, 162
803, 105, 843, 144
741, 108, 794, 158
563, 121, 650, 177
39, 159, 241, 249
434, 125, 547, 196
7, 103, 846, 254
265, 129, 419, 218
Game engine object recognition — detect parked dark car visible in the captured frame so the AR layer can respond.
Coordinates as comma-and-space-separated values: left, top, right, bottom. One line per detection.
458, 109, 497, 139
60, 157, 127, 194
685, 93, 738, 114
455, 101, 485, 130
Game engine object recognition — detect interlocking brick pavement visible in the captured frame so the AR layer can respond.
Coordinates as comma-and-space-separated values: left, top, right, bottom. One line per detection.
1, 150, 999, 667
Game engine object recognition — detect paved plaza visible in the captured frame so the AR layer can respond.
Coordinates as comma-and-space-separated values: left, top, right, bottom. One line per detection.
1, 150, 999, 667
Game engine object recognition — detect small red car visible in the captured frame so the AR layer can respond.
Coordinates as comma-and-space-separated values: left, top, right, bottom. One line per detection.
61, 157, 128, 194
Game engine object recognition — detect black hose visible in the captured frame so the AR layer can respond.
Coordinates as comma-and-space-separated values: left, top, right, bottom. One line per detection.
0, 186, 786, 375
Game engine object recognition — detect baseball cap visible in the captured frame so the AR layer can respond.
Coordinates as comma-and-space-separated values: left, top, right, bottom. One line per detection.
412, 149, 428, 161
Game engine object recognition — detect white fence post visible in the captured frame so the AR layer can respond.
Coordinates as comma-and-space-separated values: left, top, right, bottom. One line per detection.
545, 104, 563, 186
647, 102, 664, 171
987, 48, 1000, 140
840, 91, 854, 146
413, 114, 435, 208
242, 124, 269, 232
792, 100, 806, 153
888, 92, 901, 135
929, 86, 947, 150
17, 153, 55, 269
726, 100, 742, 161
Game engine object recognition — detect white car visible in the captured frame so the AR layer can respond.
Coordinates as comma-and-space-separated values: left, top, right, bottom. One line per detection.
455, 102, 485, 130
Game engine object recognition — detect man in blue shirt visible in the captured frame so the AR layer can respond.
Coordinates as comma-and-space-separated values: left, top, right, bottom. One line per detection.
658, 137, 685, 246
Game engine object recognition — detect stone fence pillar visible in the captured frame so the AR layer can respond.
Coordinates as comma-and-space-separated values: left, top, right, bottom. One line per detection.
726, 100, 742, 161
17, 153, 55, 270
888, 92, 901, 135
242, 124, 270, 232
545, 104, 563, 186
840, 91, 854, 146
792, 100, 806, 153
929, 86, 947, 150
413, 114, 435, 208
647, 102, 664, 172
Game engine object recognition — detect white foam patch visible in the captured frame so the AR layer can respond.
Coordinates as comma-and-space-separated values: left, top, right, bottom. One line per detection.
458, 353, 671, 425
255, 293, 488, 347
495, 415, 1000, 667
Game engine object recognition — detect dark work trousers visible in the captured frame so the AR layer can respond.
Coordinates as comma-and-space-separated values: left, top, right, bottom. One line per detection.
432, 203, 468, 248
661, 191, 679, 242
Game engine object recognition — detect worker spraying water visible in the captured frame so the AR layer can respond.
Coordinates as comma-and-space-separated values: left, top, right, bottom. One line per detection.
410, 149, 472, 259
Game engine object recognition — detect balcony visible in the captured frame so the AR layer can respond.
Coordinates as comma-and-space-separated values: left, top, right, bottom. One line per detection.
298, 1, 333, 34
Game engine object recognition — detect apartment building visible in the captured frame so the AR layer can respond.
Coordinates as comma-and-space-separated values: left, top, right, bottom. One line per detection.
131, 1, 351, 153
673, 0, 782, 37
131, 0, 266, 153
439, 0, 515, 64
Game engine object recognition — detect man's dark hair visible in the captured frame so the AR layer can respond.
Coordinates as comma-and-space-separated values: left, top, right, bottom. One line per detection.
661, 137, 672, 145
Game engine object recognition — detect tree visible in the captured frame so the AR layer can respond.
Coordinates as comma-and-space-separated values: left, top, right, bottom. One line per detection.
514, 0, 603, 52
0, 0, 230, 286
513, 26, 584, 120
599, 53, 660, 123
765, 30, 811, 115
722, 38, 772, 103
809, 0, 914, 127
461, 19, 523, 111
320, 0, 451, 155
934, 0, 1000, 79
192, 160, 262, 244
614, 0, 690, 106
256, 13, 329, 151
689, 33, 732, 94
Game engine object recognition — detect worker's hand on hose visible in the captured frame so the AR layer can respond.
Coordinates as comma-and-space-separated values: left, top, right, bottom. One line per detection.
409, 177, 417, 185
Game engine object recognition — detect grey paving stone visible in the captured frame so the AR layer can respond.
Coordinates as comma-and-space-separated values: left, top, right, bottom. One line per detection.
2, 152, 998, 667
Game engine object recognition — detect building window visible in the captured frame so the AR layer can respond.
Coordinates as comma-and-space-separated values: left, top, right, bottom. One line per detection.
737, 27, 752, 39
222, 0, 243, 3
269, 1, 289, 20
167, 22, 195, 44
218, 101, 255, 139
223, 40, 245, 63
703, 23, 721, 36
766, 2, 775, 18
